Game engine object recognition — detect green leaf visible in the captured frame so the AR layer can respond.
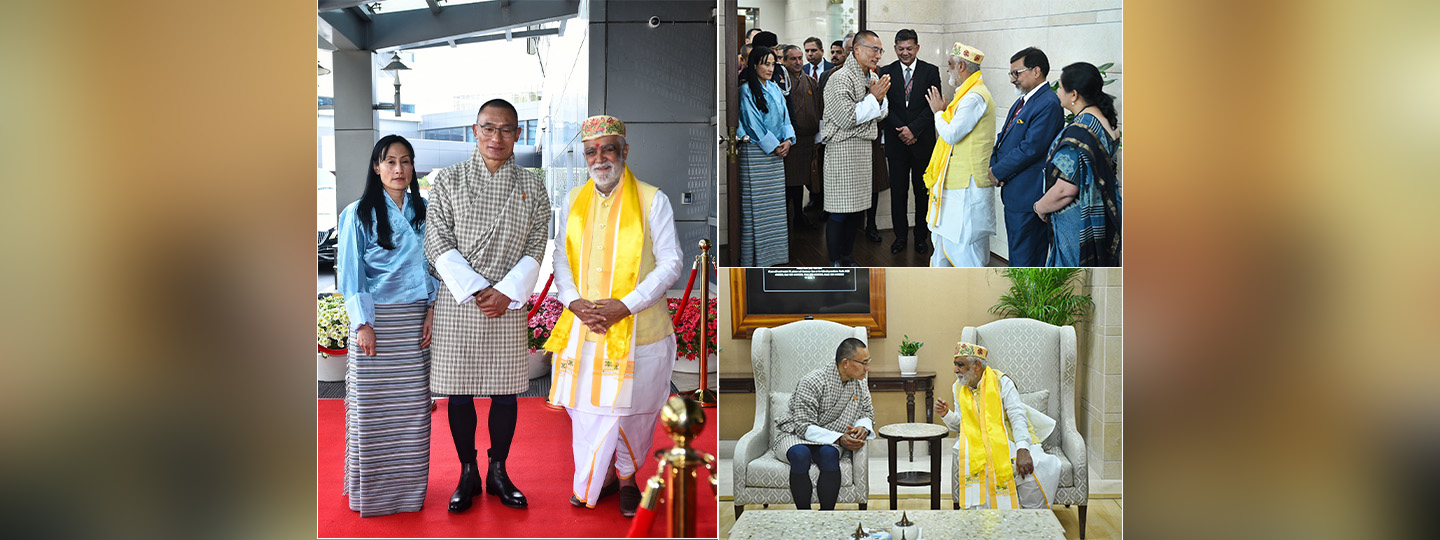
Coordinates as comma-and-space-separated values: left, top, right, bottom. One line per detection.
1097, 62, 1114, 71
1103, 78, 1116, 86
989, 268, 1093, 327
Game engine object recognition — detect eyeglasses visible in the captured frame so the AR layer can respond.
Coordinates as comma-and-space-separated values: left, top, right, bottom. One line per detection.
847, 357, 872, 367
856, 43, 884, 56
475, 123, 520, 139
1008, 66, 1034, 79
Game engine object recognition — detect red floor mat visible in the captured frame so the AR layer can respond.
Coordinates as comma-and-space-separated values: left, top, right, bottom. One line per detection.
317, 397, 718, 538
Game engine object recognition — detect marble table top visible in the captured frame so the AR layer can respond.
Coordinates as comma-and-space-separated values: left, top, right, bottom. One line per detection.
728, 509, 1065, 540
878, 422, 949, 439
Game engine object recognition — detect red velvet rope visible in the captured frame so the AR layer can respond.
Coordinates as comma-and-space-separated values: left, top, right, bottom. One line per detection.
527, 274, 556, 321
625, 505, 658, 538
670, 261, 699, 325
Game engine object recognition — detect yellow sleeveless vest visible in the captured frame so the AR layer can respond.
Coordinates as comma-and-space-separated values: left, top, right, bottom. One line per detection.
567, 181, 674, 347
944, 81, 997, 189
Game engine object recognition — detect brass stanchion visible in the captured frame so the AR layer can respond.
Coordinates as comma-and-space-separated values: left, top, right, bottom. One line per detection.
633, 395, 714, 538
690, 240, 716, 407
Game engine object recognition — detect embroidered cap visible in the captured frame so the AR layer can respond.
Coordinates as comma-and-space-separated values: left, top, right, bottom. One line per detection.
953, 341, 988, 360
949, 42, 984, 64
580, 115, 626, 141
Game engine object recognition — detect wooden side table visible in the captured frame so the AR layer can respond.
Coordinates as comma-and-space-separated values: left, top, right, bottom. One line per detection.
864, 371, 936, 460
877, 423, 949, 510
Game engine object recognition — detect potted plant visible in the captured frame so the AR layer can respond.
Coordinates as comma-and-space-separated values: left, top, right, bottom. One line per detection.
897, 335, 924, 375
667, 296, 718, 393
524, 293, 565, 379
317, 293, 349, 382
989, 268, 1094, 327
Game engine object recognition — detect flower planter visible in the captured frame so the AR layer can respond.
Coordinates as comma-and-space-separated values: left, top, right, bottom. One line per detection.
672, 352, 719, 393
526, 350, 552, 380
898, 355, 918, 376
318, 349, 347, 382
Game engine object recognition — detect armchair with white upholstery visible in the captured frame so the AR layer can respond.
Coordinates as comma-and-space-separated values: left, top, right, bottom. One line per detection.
952, 318, 1089, 537
732, 320, 870, 517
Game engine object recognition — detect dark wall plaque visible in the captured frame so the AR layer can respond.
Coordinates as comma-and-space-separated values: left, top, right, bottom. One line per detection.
729, 268, 886, 339
744, 268, 872, 315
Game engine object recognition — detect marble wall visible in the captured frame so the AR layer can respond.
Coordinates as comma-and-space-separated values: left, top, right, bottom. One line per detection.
868, 0, 1123, 260
1078, 268, 1123, 479
719, 0, 1121, 259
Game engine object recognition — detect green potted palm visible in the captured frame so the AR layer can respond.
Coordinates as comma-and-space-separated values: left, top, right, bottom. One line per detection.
989, 268, 1094, 327
897, 335, 924, 376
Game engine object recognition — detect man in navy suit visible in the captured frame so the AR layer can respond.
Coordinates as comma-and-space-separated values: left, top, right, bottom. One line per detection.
989, 47, 1064, 267
802, 37, 834, 80
879, 29, 942, 256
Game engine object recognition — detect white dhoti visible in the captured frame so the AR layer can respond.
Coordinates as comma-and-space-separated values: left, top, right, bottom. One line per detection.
566, 337, 677, 506
932, 232, 990, 267
954, 441, 1061, 509
928, 182, 995, 268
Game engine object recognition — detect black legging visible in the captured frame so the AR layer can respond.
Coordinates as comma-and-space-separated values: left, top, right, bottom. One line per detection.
447, 394, 518, 464
826, 211, 863, 263
865, 193, 879, 231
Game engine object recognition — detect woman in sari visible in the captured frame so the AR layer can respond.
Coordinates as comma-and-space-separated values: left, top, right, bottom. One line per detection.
1034, 62, 1122, 267
336, 135, 437, 516
736, 45, 795, 267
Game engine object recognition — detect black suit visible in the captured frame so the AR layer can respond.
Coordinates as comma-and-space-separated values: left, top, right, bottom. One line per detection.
879, 59, 942, 242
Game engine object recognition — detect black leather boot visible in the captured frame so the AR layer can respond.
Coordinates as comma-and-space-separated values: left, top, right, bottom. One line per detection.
448, 461, 482, 512
816, 469, 841, 510
789, 472, 813, 510
485, 448, 528, 508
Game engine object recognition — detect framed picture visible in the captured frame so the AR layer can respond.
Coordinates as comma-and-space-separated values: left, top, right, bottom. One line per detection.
728, 268, 886, 338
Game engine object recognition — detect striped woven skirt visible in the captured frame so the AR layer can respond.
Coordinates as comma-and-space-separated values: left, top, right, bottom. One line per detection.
343, 301, 431, 517
738, 141, 789, 267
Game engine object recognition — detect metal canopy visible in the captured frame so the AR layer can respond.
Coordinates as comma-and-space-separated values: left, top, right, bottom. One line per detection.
318, 0, 579, 52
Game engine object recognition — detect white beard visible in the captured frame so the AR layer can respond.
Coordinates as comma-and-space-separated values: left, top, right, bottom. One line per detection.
590, 159, 624, 192
1015, 85, 1025, 97
949, 72, 957, 87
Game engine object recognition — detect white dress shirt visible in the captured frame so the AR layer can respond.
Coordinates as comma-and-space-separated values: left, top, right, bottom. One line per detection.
434, 250, 539, 310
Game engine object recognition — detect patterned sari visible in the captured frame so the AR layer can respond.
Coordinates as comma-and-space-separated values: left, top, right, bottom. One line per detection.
1043, 113, 1121, 266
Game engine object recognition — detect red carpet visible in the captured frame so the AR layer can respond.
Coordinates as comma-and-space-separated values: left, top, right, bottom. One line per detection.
318, 397, 718, 538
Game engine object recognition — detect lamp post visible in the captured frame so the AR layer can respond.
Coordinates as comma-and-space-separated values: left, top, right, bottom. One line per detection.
374, 52, 409, 117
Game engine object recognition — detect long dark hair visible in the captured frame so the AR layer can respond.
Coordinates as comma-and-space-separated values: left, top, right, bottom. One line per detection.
1059, 62, 1119, 129
739, 45, 775, 114
357, 134, 424, 250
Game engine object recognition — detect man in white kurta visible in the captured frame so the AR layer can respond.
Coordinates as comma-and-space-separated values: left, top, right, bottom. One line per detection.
936, 342, 1060, 510
921, 43, 997, 267
546, 115, 683, 517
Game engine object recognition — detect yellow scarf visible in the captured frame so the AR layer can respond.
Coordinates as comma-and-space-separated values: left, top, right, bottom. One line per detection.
545, 166, 645, 408
954, 366, 1019, 509
923, 71, 983, 227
